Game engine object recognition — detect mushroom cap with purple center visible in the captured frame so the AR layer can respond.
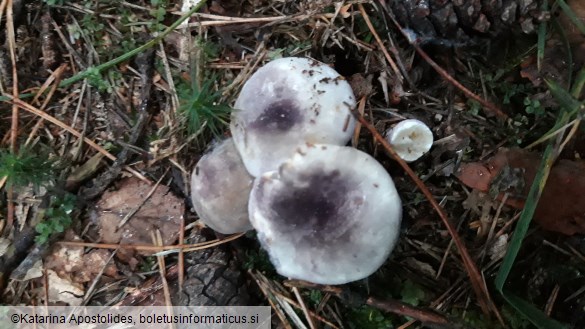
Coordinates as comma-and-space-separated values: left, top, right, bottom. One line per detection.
230, 57, 357, 177
190, 138, 254, 234
248, 143, 402, 284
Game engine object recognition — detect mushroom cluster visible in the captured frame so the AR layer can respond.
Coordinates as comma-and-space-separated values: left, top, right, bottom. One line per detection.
191, 57, 405, 284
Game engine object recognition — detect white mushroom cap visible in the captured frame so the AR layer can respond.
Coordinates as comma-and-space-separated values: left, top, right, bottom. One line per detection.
230, 57, 357, 177
190, 138, 254, 234
248, 143, 402, 285
385, 119, 433, 162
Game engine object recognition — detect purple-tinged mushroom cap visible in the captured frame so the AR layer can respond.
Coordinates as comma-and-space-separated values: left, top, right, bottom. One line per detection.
248, 143, 402, 284
230, 57, 357, 177
190, 138, 253, 234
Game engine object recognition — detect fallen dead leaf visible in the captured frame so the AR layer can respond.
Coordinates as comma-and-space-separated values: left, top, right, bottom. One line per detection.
92, 177, 184, 262
74, 249, 119, 283
45, 231, 85, 277
45, 231, 120, 283
47, 269, 84, 306
22, 260, 44, 281
0, 238, 10, 257
456, 148, 585, 235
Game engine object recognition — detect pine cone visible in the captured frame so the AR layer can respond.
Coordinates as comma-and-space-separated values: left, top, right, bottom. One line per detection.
173, 232, 250, 306
386, 0, 548, 43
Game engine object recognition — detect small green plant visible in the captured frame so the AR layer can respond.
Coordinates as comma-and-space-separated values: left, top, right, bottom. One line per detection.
177, 75, 231, 138
243, 249, 276, 277
149, 0, 169, 32
307, 289, 323, 307
347, 305, 393, 329
0, 148, 55, 188
524, 97, 545, 116
35, 194, 76, 244
400, 279, 426, 306
139, 256, 157, 272
450, 308, 492, 329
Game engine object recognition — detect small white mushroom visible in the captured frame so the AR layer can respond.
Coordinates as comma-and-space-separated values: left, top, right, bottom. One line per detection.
190, 138, 253, 234
385, 119, 433, 162
248, 143, 402, 285
230, 57, 357, 177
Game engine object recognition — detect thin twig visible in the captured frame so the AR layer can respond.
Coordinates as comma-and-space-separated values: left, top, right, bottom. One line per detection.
286, 280, 456, 328
292, 286, 316, 329
6, 0, 17, 229
116, 170, 168, 229
178, 216, 185, 293
6, 97, 148, 182
376, 1, 507, 119
57, 232, 244, 252
358, 4, 402, 79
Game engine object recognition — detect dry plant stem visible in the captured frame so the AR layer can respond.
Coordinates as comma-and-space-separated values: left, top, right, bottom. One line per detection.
153, 231, 173, 309
565, 244, 585, 264
31, 64, 67, 106
5, 0, 17, 229
117, 265, 179, 306
178, 217, 185, 293
375, 1, 507, 119
285, 280, 451, 327
358, 4, 402, 79
6, 97, 148, 182
7, 0, 18, 153
367, 297, 451, 327
545, 284, 560, 316
292, 286, 316, 329
81, 250, 117, 306
353, 111, 493, 316
352, 96, 367, 146
25, 64, 68, 147
116, 171, 167, 229
250, 271, 293, 329
277, 293, 339, 329
413, 45, 506, 118
58, 232, 244, 252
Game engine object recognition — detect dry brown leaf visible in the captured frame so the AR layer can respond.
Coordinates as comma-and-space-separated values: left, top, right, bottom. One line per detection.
46, 269, 84, 306
75, 249, 120, 283
456, 148, 585, 235
93, 177, 184, 261
45, 231, 120, 283
44, 231, 85, 277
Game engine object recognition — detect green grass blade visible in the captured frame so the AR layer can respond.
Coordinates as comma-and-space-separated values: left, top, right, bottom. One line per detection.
558, 0, 585, 36
494, 142, 555, 290
494, 70, 585, 329
501, 293, 568, 329
547, 79, 582, 111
